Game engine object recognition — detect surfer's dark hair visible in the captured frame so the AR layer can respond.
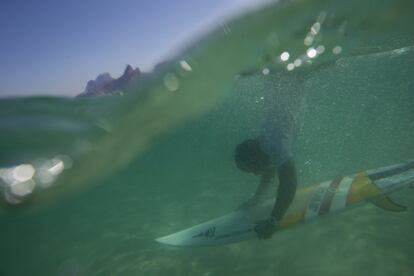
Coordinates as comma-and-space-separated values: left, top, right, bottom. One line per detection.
234, 139, 270, 173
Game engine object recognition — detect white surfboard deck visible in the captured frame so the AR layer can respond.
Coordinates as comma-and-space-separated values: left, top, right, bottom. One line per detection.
156, 160, 414, 247
156, 201, 273, 247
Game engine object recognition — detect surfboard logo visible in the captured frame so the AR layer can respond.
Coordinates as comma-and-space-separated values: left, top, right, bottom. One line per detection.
192, 227, 216, 239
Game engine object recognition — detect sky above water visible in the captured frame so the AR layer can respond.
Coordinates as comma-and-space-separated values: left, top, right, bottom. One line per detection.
0, 0, 265, 97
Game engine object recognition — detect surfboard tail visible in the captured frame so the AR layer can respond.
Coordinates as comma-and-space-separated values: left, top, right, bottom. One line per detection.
367, 159, 414, 194
362, 159, 414, 212
300, 160, 414, 219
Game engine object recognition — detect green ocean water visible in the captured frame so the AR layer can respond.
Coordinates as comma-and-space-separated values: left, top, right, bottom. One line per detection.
1, 0, 414, 275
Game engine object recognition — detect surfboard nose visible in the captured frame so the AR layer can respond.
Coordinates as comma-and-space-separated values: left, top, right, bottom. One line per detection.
155, 232, 190, 247
155, 236, 174, 246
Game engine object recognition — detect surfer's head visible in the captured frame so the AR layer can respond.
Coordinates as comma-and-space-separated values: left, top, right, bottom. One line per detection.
234, 139, 270, 175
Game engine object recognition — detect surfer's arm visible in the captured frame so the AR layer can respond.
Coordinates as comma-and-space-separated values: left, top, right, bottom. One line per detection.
239, 169, 274, 209
270, 159, 297, 221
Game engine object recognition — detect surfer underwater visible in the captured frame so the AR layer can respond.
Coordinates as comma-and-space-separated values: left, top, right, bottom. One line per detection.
234, 70, 304, 239
235, 140, 297, 239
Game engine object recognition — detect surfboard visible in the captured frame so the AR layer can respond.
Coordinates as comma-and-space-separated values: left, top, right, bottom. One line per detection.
156, 160, 414, 247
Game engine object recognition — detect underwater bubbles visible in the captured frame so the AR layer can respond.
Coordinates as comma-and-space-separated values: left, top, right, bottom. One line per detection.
262, 68, 270, 75
304, 35, 314, 46
306, 47, 317, 58
48, 158, 65, 176
280, 51, 290, 61
12, 164, 35, 182
316, 45, 325, 54
294, 59, 302, 67
0, 164, 37, 204
179, 60, 192, 72
36, 156, 69, 188
311, 22, 321, 35
10, 179, 36, 198
163, 73, 180, 91
333, 46, 343, 55
0, 155, 73, 204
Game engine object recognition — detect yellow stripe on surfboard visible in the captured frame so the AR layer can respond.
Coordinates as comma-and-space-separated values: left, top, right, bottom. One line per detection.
347, 172, 407, 212
347, 172, 383, 205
